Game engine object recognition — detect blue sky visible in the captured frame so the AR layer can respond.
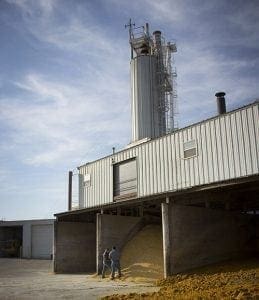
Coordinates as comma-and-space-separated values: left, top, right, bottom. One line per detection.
0, 0, 258, 220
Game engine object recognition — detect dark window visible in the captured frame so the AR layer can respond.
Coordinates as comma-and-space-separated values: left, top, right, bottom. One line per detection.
183, 140, 197, 159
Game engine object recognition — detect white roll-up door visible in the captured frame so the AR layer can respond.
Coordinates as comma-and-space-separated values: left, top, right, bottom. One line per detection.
114, 159, 137, 200
31, 224, 53, 259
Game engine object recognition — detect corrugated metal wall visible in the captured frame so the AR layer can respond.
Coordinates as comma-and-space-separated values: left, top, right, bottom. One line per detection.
131, 55, 160, 141
79, 103, 259, 208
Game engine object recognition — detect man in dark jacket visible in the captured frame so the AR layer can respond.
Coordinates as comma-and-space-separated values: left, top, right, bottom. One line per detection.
109, 246, 121, 280
101, 248, 111, 278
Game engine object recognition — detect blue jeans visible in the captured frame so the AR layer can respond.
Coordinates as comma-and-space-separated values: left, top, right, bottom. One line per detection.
102, 261, 111, 278
111, 260, 121, 279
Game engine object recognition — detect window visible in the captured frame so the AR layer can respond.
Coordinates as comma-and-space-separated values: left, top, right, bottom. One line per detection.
183, 140, 197, 158
113, 159, 137, 200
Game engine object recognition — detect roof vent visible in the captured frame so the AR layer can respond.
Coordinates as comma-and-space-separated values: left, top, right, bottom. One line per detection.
215, 92, 226, 115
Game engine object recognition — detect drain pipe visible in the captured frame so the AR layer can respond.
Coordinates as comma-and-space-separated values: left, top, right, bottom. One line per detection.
68, 171, 73, 211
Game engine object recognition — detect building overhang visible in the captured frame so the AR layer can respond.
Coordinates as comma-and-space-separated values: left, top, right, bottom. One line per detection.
55, 174, 259, 219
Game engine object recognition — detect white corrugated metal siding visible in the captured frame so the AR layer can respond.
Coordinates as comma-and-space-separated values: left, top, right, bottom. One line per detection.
79, 103, 259, 209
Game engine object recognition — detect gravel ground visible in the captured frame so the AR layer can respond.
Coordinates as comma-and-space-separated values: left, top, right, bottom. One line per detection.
0, 259, 158, 300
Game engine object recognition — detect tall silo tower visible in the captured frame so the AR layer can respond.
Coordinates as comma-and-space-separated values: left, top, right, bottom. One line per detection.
126, 21, 177, 142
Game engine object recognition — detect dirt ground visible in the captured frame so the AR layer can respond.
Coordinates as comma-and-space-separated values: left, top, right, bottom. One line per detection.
103, 258, 259, 300
0, 259, 158, 300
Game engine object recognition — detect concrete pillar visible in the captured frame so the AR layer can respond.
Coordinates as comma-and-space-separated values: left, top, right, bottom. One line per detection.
53, 220, 57, 272
96, 213, 102, 274
161, 198, 171, 278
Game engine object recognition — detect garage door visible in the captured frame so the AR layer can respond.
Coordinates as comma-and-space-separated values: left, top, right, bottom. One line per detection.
113, 158, 137, 200
31, 225, 53, 259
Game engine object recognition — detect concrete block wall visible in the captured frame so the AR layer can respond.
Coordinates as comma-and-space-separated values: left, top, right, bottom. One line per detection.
54, 221, 96, 273
168, 204, 256, 274
96, 214, 143, 274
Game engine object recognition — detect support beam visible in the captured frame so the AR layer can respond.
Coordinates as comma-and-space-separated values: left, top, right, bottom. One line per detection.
53, 220, 57, 272
96, 213, 102, 274
161, 198, 171, 278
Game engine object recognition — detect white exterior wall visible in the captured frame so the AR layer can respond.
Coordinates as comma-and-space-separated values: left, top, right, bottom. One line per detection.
79, 103, 259, 209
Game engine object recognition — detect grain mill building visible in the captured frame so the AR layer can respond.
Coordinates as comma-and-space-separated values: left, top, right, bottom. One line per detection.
54, 23, 259, 277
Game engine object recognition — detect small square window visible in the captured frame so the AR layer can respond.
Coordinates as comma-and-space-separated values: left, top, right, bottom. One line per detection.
183, 140, 197, 158
84, 174, 91, 187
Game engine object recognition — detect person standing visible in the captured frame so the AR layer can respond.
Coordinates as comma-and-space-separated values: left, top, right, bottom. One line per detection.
109, 246, 122, 280
101, 248, 111, 278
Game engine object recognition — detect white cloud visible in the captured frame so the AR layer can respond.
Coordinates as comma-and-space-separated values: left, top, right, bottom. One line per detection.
0, 71, 130, 167
43, 18, 116, 56
14, 74, 68, 106
7, 0, 55, 16
9, 0, 126, 60
142, 0, 184, 22
1, 1, 131, 167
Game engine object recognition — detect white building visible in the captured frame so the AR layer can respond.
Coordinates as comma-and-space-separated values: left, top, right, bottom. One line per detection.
78, 101, 259, 209
0, 219, 54, 259
54, 100, 259, 275
54, 23, 259, 276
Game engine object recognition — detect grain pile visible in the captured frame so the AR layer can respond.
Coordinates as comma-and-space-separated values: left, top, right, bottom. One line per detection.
120, 224, 163, 282
102, 258, 259, 299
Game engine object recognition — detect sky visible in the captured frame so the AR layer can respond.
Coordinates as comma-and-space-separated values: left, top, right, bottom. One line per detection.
0, 0, 258, 220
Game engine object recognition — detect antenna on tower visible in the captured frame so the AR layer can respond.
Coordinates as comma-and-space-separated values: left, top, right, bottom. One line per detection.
125, 19, 135, 59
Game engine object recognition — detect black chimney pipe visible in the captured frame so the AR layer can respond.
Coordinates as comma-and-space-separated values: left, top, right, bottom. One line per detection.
215, 92, 226, 115
68, 171, 73, 211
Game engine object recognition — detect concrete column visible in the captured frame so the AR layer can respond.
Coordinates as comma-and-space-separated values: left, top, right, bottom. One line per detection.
96, 213, 102, 274
53, 220, 57, 272
161, 199, 171, 278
